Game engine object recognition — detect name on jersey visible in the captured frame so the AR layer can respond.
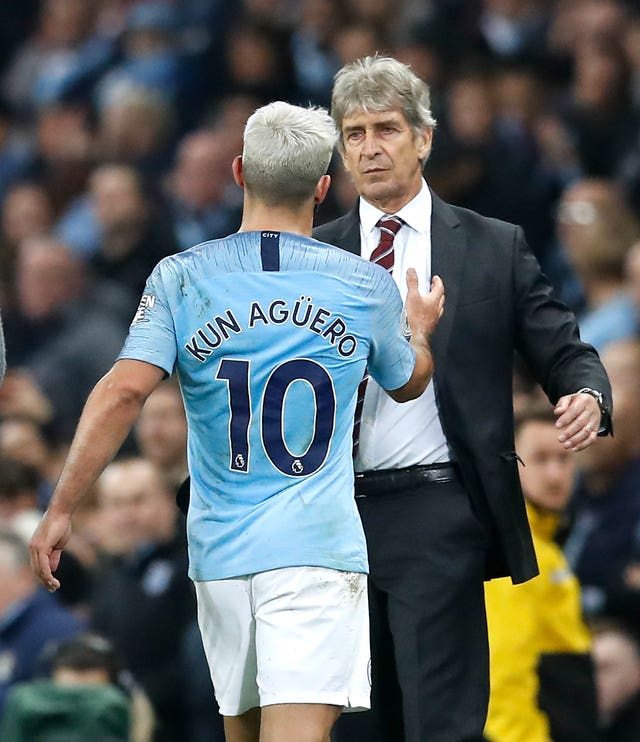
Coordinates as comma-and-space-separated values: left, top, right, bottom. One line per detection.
185, 296, 357, 361
131, 293, 156, 324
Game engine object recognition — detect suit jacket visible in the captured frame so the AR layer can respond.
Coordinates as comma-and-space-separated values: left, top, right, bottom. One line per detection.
313, 193, 612, 583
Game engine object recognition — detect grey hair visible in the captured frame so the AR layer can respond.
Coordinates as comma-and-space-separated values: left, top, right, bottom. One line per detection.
331, 55, 437, 151
241, 101, 338, 207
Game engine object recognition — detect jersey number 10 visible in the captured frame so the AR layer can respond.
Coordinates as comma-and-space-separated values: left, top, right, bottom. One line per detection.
216, 358, 337, 477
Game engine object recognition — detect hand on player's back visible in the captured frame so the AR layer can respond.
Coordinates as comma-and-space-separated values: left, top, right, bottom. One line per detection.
405, 269, 445, 341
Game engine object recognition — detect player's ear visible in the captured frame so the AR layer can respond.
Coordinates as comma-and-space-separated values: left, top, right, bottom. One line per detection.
232, 156, 245, 189
314, 174, 331, 205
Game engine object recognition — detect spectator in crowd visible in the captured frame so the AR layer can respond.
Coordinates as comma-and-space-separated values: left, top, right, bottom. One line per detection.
88, 162, 178, 302
345, 0, 398, 36
555, 178, 640, 351
429, 67, 556, 261
96, 1, 190, 111
484, 403, 598, 742
203, 92, 261, 157
475, 0, 550, 63
0, 456, 42, 539
96, 85, 176, 179
0, 527, 84, 716
219, 21, 297, 104
315, 54, 611, 742
619, 10, 640, 209
0, 96, 34, 204
166, 128, 242, 251
0, 632, 154, 742
492, 63, 560, 256
89, 458, 194, 742
557, 39, 637, 179
565, 339, 640, 617
30, 100, 96, 214
2, 236, 130, 440
134, 376, 188, 491
592, 619, 640, 742
0, 181, 55, 303
58, 162, 177, 291
0, 448, 92, 614
332, 23, 385, 68
0, 415, 65, 508
288, 0, 344, 107
0, 371, 55, 437
580, 341, 640, 629
1, 0, 113, 117
547, 0, 628, 60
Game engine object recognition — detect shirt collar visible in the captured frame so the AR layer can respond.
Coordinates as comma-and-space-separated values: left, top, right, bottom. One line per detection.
359, 179, 432, 238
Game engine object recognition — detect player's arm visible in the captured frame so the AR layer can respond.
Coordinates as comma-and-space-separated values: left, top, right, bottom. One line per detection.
30, 359, 165, 591
386, 269, 445, 403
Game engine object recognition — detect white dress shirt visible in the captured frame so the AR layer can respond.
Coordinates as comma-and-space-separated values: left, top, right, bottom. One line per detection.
355, 180, 451, 471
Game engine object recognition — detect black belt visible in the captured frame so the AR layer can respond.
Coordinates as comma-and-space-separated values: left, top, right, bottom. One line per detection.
354, 463, 458, 499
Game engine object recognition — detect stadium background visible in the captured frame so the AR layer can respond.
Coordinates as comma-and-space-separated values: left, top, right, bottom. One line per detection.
1, 1, 640, 740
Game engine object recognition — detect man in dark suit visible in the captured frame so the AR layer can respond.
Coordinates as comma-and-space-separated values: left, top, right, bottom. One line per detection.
314, 55, 612, 742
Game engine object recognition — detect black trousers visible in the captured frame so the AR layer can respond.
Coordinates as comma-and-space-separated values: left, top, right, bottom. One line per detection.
333, 470, 490, 742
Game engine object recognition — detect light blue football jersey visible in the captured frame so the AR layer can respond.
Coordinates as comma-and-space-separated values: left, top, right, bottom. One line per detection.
119, 231, 415, 580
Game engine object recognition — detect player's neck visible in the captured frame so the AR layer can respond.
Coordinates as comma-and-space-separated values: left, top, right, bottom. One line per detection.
238, 203, 314, 237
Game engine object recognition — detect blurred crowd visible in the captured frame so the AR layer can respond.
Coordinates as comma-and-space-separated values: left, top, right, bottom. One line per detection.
1, 0, 640, 740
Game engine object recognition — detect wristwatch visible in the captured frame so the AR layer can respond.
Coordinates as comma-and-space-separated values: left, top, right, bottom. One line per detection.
577, 387, 612, 436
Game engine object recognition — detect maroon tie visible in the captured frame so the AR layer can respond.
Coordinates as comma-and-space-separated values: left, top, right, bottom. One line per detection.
353, 215, 404, 455
369, 215, 404, 273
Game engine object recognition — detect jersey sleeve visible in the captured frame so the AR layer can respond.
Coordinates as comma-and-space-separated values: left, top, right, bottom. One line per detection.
117, 264, 177, 375
366, 268, 416, 391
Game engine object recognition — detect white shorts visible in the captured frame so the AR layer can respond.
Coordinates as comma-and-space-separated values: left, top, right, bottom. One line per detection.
195, 566, 371, 716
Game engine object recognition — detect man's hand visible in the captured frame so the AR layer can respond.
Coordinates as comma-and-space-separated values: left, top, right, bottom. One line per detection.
30, 509, 72, 592
405, 270, 445, 341
387, 271, 445, 403
554, 392, 601, 451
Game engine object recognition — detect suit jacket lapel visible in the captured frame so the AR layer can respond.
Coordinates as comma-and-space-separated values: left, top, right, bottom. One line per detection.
430, 192, 466, 364
321, 195, 466, 363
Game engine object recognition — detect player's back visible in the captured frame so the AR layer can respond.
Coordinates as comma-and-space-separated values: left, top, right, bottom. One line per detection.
121, 230, 413, 579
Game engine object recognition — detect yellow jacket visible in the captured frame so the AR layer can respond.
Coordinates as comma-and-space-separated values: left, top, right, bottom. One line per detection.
484, 503, 592, 742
